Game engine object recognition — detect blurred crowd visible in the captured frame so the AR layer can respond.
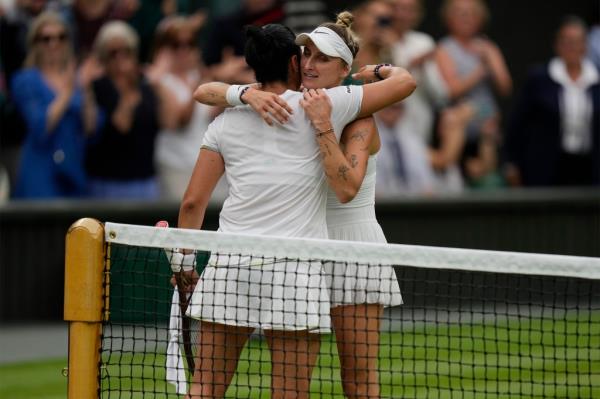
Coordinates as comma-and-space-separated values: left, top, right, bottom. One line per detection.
0, 0, 598, 203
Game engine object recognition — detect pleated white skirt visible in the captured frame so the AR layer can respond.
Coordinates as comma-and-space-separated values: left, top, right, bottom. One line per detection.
187, 255, 331, 333
326, 206, 403, 308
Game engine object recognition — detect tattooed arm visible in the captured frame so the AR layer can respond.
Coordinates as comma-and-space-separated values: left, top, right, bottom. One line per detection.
300, 88, 376, 203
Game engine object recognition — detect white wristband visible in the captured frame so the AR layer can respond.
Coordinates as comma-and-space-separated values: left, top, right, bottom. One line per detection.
164, 248, 196, 272
225, 84, 249, 107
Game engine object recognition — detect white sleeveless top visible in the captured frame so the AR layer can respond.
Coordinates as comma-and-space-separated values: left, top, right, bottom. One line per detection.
327, 154, 377, 211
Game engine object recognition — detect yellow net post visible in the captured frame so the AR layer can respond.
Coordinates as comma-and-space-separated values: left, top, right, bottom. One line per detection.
64, 218, 105, 399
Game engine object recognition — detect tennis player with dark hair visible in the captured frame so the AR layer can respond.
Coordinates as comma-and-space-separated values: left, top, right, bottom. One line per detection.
176, 23, 415, 398
194, 11, 404, 398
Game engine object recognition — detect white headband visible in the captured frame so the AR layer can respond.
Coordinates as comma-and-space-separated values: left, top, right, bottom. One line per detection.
295, 26, 354, 67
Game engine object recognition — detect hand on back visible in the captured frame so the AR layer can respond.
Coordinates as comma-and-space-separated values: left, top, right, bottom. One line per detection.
243, 87, 293, 125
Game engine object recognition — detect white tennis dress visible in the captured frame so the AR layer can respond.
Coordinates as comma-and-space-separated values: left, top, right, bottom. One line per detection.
187, 86, 364, 332
325, 154, 403, 307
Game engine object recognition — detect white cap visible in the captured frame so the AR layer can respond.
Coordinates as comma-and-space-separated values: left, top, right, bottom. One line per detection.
295, 26, 354, 67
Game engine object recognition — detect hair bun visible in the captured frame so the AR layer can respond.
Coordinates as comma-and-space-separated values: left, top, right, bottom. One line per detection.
336, 11, 354, 29
245, 25, 265, 41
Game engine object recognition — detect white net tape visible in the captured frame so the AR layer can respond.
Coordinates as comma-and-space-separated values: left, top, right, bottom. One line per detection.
105, 222, 600, 279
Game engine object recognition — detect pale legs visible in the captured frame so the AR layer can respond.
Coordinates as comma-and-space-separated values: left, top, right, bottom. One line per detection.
187, 321, 253, 398
265, 329, 321, 399
331, 304, 384, 399
187, 322, 320, 398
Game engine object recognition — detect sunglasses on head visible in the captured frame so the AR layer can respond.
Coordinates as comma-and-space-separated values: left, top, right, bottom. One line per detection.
35, 32, 67, 45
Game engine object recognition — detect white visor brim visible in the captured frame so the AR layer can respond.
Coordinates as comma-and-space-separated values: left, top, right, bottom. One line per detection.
295, 27, 353, 67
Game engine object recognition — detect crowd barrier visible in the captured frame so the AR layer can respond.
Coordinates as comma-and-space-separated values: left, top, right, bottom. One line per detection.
1, 188, 598, 321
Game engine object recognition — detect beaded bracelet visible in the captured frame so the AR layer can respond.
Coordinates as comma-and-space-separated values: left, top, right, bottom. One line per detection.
373, 63, 392, 81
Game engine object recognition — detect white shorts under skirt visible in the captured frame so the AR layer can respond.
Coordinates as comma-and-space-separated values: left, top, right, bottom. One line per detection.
326, 206, 403, 308
187, 255, 331, 333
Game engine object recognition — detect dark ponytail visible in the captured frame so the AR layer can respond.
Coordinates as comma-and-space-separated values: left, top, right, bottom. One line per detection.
244, 24, 300, 85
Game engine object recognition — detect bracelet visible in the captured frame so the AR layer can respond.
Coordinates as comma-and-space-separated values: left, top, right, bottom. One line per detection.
373, 63, 392, 81
239, 86, 251, 104
315, 127, 334, 137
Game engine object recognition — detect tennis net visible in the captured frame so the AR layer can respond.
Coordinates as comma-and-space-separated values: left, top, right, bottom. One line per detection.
66, 220, 600, 398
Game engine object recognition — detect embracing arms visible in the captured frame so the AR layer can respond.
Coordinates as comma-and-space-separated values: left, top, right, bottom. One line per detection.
354, 64, 416, 118
191, 64, 414, 202
193, 82, 293, 125
192, 64, 416, 125
298, 65, 414, 202
300, 88, 377, 203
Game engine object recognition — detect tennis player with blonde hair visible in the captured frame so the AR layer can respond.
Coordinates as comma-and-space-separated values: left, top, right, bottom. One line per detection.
177, 20, 414, 398
194, 11, 404, 398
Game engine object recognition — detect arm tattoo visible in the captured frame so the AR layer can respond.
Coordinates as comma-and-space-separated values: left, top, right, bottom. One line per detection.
337, 165, 349, 181
350, 130, 366, 142
350, 154, 358, 168
319, 143, 332, 158
349, 130, 370, 151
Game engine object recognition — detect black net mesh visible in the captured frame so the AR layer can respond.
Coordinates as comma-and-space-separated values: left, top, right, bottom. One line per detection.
98, 241, 600, 398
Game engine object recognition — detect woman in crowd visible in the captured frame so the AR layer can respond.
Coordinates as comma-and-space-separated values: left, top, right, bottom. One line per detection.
86, 20, 178, 199
11, 11, 102, 198
389, 0, 448, 144
194, 12, 405, 398
149, 15, 228, 201
435, 0, 512, 187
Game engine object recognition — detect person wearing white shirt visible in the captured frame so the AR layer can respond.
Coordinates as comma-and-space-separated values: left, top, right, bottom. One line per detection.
194, 13, 413, 398
178, 23, 415, 399
149, 16, 229, 202
389, 0, 448, 144
374, 102, 436, 197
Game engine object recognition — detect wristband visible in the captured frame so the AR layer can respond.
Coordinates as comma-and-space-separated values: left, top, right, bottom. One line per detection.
164, 248, 196, 273
373, 63, 392, 81
225, 84, 249, 107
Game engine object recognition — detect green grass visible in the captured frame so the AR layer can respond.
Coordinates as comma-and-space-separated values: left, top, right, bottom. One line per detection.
0, 358, 68, 399
2, 315, 599, 399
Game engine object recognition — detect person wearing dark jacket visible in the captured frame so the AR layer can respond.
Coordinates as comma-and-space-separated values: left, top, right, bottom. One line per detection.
506, 16, 599, 187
